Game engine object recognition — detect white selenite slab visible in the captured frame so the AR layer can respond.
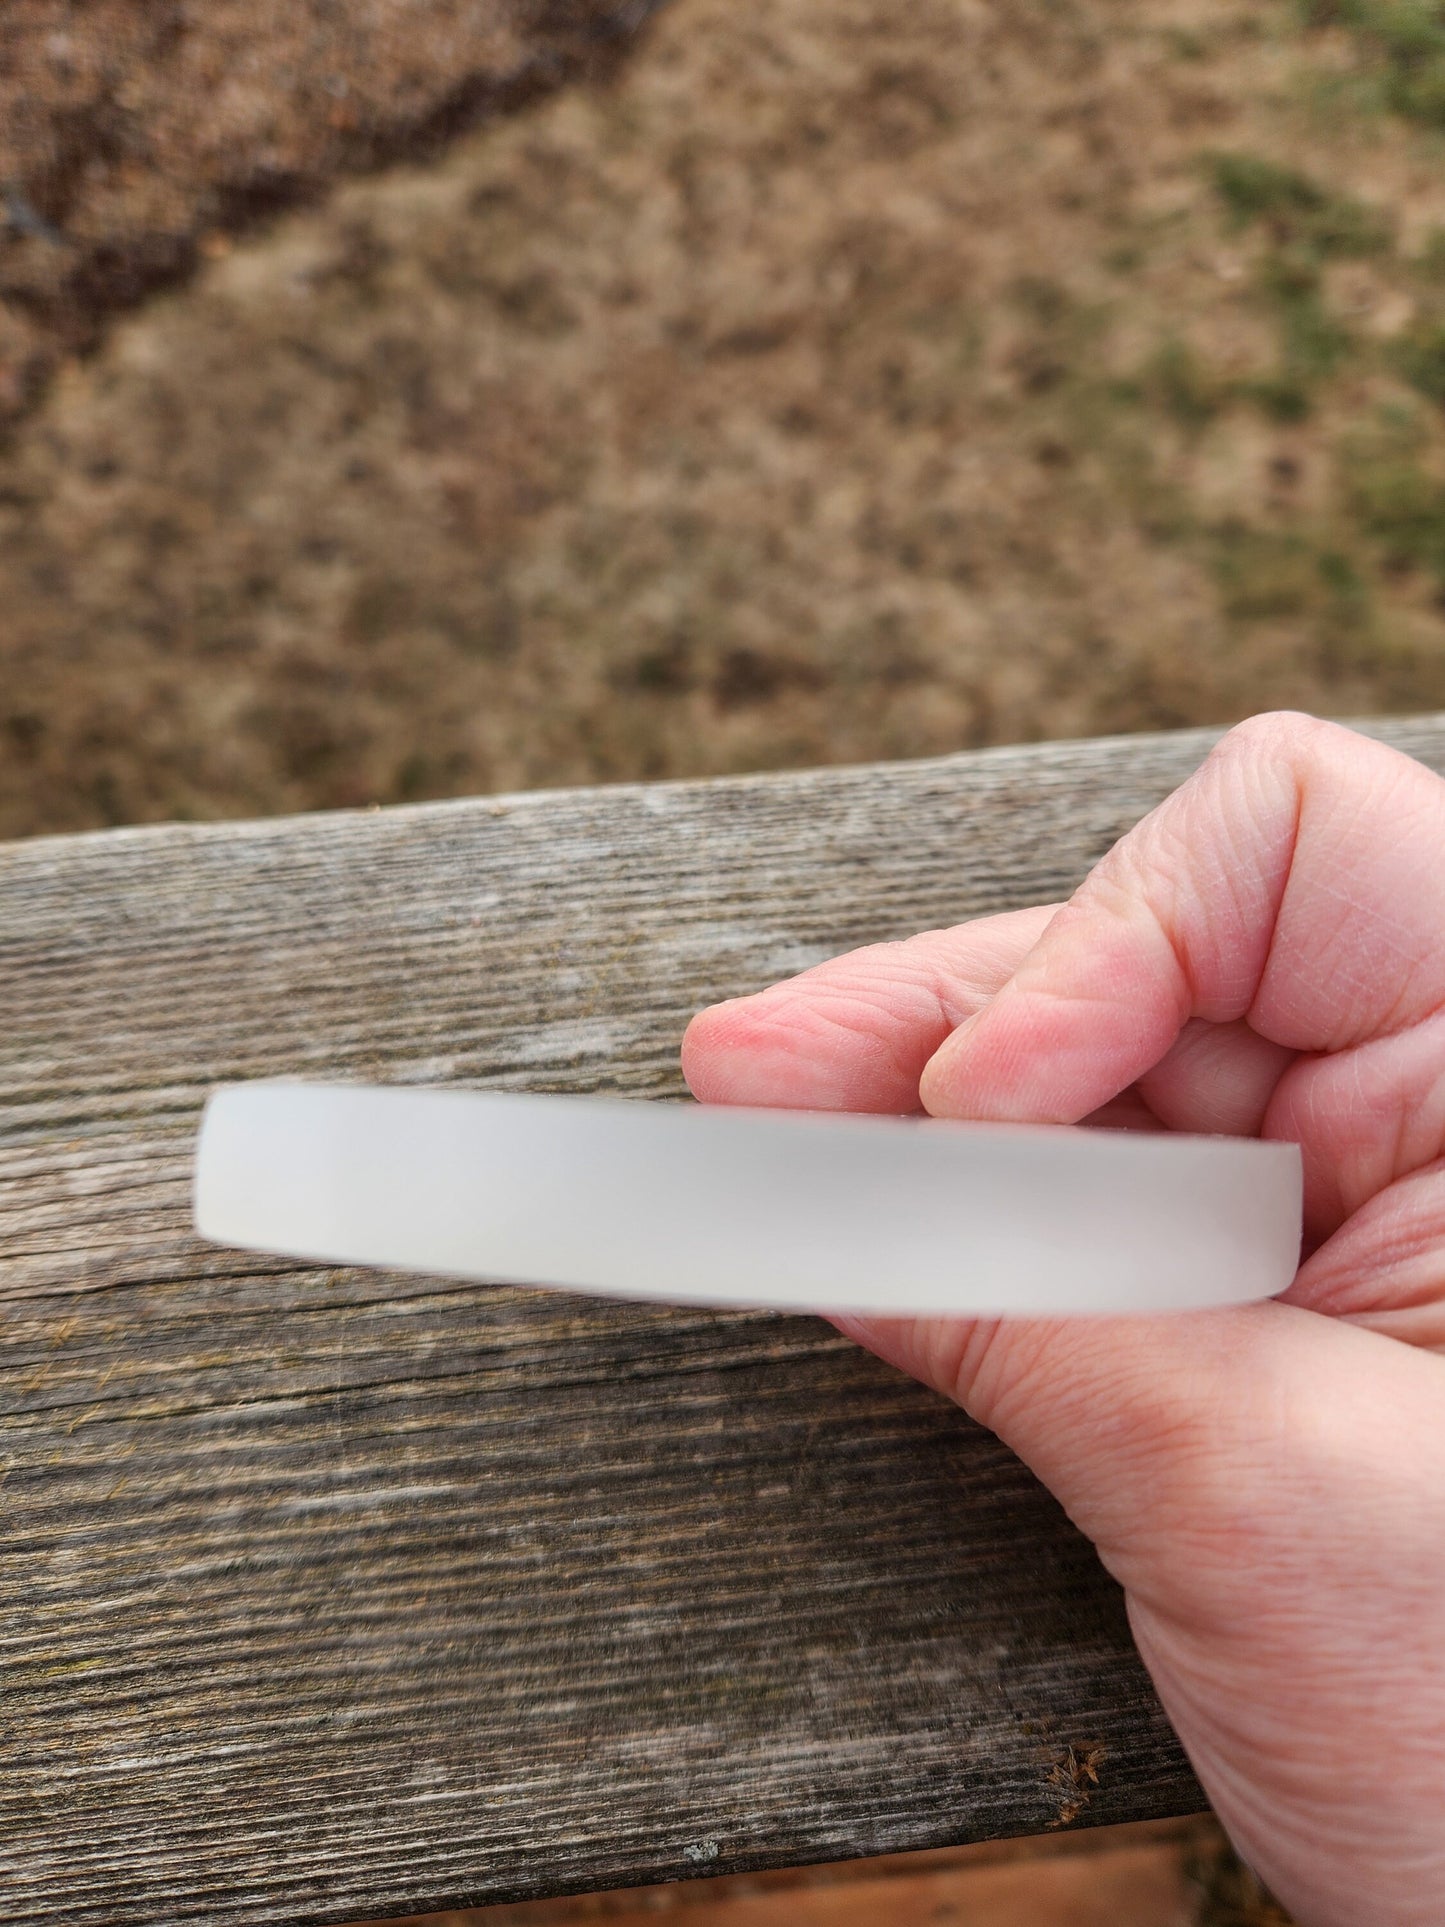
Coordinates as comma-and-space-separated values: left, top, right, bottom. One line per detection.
194, 1081, 1302, 1317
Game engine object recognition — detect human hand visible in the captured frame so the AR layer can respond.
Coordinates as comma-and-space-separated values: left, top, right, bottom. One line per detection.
682, 713, 1445, 1927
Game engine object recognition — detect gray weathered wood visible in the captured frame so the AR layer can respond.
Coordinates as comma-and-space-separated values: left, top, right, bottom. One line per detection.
4, 716, 1443, 1926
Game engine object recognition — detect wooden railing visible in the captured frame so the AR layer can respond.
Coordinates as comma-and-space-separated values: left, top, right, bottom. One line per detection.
6, 717, 1442, 1925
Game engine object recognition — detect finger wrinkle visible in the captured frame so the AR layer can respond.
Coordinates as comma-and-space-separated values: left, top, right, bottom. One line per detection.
1230, 736, 1305, 1032
1126, 789, 1261, 1016
752, 964, 956, 1059
726, 989, 920, 1064
1113, 841, 1210, 1014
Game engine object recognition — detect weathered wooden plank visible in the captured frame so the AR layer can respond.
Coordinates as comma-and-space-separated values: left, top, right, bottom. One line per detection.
2, 716, 1442, 1927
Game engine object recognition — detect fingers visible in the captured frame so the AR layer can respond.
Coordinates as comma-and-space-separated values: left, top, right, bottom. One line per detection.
1288, 1158, 1445, 1350
684, 910, 1299, 1135
690, 715, 1445, 1138
920, 714, 1445, 1125
681, 905, 1057, 1112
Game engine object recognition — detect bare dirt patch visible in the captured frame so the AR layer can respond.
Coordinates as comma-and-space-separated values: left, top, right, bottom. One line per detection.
0, 0, 660, 423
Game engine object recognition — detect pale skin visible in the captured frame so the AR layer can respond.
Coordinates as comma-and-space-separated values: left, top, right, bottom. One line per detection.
681, 712, 1445, 1927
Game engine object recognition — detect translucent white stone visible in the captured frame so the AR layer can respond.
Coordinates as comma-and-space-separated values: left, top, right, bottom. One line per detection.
194, 1081, 1302, 1317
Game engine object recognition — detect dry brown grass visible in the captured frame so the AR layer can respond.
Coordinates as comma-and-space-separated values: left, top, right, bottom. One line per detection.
4, 0, 1445, 839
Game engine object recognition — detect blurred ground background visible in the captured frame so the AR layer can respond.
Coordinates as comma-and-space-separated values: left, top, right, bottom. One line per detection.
4, 0, 1440, 1918
4, 0, 1445, 840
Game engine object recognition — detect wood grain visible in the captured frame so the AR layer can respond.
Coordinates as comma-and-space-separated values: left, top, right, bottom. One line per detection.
3, 717, 1443, 1926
